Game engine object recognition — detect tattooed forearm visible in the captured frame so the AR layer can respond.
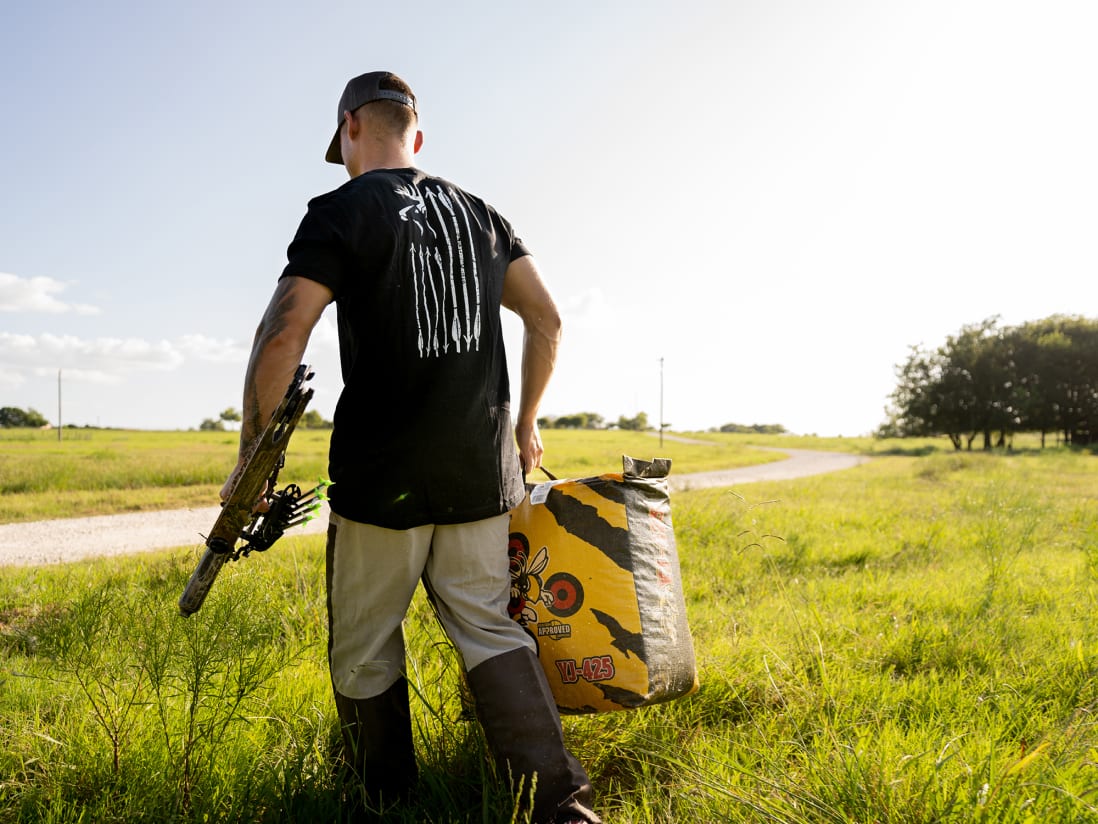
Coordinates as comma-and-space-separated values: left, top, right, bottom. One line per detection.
240, 380, 262, 453
239, 280, 300, 455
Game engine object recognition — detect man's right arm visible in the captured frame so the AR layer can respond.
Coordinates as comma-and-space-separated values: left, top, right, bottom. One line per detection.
220, 275, 332, 502
239, 275, 333, 449
501, 255, 562, 472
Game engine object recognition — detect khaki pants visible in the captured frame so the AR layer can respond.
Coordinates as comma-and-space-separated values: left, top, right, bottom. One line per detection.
326, 511, 534, 700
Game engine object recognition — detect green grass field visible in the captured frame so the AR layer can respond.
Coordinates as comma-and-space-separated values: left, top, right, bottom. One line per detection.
0, 428, 781, 524
1, 432, 1097, 822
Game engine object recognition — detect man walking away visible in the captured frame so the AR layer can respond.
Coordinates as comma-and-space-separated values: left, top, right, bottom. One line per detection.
222, 70, 600, 824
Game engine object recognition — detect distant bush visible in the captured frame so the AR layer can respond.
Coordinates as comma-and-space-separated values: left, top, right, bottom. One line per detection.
537, 412, 606, 429
616, 412, 650, 431
0, 407, 49, 428
717, 422, 787, 434
301, 410, 333, 430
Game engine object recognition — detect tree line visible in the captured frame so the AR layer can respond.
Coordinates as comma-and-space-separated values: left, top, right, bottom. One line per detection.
536, 413, 787, 435
716, 423, 787, 434
0, 406, 336, 432
538, 412, 651, 431
881, 315, 1097, 449
199, 408, 333, 431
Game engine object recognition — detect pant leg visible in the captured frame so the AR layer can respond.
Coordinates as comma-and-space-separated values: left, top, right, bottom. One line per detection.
326, 515, 433, 807
326, 513, 432, 699
425, 516, 599, 824
421, 513, 533, 671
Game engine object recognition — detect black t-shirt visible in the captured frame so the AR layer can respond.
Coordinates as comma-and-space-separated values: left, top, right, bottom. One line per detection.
281, 167, 527, 529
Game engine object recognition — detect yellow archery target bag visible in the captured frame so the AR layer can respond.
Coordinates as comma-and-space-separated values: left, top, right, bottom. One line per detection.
507, 456, 698, 713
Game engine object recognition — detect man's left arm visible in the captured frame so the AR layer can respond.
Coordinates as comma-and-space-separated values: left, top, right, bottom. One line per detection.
501, 255, 562, 472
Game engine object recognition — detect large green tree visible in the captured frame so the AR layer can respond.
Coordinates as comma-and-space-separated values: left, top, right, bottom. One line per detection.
884, 315, 1097, 448
1011, 316, 1098, 445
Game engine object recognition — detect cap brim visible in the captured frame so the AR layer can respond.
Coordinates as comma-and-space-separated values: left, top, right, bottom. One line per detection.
325, 126, 342, 164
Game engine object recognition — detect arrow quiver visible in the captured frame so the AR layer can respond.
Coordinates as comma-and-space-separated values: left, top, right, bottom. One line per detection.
178, 364, 325, 617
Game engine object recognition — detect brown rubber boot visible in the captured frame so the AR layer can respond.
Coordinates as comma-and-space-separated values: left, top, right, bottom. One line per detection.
466, 647, 600, 824
333, 676, 418, 814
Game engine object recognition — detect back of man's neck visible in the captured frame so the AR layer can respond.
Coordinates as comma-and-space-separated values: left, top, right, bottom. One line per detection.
348, 152, 415, 178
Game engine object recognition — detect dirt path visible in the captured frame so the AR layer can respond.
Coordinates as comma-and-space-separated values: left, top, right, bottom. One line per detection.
0, 448, 867, 567
667, 447, 868, 491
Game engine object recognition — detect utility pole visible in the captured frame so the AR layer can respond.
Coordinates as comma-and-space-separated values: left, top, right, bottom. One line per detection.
57, 369, 62, 442
659, 357, 664, 448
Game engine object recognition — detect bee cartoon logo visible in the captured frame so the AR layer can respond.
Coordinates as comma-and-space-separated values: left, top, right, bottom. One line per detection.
507, 532, 585, 643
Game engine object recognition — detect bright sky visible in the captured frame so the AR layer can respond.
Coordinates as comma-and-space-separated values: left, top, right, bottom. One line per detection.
2, 1, 1095, 436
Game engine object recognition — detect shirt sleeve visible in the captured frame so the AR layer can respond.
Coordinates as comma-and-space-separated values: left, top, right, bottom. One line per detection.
501, 211, 530, 261
280, 194, 349, 296
510, 235, 531, 262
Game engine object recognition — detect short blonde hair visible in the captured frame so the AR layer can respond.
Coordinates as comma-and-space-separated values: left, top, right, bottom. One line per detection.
353, 75, 417, 138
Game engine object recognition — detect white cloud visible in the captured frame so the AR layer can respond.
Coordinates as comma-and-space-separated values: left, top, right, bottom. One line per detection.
0, 332, 37, 352
308, 311, 340, 351
176, 334, 250, 364
0, 322, 337, 399
559, 288, 618, 331
0, 332, 184, 383
0, 368, 25, 387
0, 272, 100, 315
31, 366, 124, 385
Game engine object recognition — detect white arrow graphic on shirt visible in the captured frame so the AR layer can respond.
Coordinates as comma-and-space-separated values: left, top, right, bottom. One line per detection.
451, 192, 482, 350
425, 188, 462, 354
436, 189, 473, 349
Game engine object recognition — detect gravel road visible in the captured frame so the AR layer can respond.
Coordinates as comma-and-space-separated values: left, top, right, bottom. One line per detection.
0, 448, 867, 567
